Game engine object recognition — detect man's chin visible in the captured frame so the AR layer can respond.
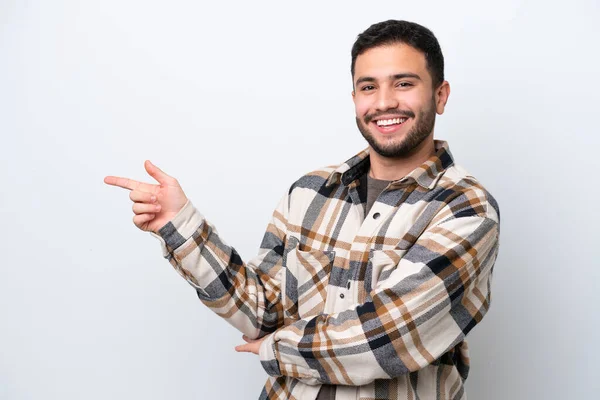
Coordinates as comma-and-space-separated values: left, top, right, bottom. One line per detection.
357, 122, 415, 157
369, 141, 408, 158
368, 133, 429, 158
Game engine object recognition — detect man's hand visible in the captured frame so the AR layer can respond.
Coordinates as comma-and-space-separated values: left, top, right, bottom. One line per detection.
104, 160, 188, 233
235, 334, 268, 355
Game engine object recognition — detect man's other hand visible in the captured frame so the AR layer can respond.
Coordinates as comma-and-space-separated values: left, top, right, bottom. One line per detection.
235, 334, 269, 355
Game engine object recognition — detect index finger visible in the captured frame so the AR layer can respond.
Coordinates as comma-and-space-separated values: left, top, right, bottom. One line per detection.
104, 176, 144, 191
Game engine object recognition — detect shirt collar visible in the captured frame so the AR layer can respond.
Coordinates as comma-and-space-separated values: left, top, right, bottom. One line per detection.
325, 140, 455, 190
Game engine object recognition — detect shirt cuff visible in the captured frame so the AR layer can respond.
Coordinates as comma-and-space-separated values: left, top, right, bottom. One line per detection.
149, 200, 205, 256
259, 333, 282, 377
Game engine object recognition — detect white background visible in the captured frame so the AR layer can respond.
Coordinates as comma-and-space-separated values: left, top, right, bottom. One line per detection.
1, 0, 598, 399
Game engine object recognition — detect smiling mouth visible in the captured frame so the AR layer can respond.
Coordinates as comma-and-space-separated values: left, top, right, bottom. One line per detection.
370, 117, 410, 134
375, 117, 408, 127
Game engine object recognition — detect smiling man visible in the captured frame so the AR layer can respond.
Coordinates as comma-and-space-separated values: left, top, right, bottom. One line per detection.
105, 20, 500, 400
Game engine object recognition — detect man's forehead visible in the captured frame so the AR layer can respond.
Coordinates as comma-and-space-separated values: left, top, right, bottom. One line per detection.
354, 43, 428, 79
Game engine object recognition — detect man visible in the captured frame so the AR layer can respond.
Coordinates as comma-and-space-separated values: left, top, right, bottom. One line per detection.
105, 20, 500, 400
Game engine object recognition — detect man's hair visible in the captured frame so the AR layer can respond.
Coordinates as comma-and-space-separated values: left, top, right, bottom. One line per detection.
351, 20, 445, 88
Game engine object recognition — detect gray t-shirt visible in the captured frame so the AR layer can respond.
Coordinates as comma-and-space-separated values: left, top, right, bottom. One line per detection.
315, 172, 391, 400
365, 173, 392, 215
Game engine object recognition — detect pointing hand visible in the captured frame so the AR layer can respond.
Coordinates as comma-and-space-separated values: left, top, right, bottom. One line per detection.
104, 161, 188, 233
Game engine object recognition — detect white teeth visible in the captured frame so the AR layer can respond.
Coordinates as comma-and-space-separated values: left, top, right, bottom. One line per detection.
376, 118, 407, 126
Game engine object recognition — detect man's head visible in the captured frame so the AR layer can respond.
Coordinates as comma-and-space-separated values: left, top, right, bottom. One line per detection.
351, 20, 450, 158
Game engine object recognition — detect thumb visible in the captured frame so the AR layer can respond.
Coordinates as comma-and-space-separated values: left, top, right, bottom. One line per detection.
235, 344, 249, 352
144, 160, 172, 184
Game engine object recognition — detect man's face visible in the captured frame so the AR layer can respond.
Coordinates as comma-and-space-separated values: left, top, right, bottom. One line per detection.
352, 43, 444, 158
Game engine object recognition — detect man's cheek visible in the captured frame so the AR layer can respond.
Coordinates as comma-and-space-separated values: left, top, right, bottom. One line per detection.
355, 103, 370, 119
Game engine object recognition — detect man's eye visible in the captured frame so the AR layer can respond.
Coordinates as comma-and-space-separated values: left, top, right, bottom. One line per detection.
361, 85, 375, 91
397, 82, 413, 88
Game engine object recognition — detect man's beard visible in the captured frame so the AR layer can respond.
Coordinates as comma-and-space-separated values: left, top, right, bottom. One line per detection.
356, 99, 436, 158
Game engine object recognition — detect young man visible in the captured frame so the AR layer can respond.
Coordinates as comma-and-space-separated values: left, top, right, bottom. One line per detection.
105, 20, 500, 400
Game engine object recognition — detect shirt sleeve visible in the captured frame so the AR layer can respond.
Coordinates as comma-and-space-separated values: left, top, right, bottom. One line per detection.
150, 191, 291, 339
258, 210, 500, 386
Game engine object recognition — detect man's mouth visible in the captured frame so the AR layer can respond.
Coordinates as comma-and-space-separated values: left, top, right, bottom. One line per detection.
370, 116, 410, 134
375, 117, 408, 127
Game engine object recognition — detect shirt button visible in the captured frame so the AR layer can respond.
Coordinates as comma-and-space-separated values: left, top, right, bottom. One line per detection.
373, 212, 381, 219
340, 293, 345, 299
347, 281, 351, 289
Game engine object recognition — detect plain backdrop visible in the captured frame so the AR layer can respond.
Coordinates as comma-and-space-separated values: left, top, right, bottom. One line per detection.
1, 0, 598, 399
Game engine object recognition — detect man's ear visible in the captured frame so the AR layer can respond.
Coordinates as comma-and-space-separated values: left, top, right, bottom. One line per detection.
435, 81, 451, 115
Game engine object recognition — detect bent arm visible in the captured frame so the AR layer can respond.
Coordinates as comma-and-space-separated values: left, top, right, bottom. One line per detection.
259, 214, 500, 386
151, 192, 291, 339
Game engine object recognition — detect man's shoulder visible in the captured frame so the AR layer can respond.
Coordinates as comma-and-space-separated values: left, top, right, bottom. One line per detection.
436, 163, 500, 224
287, 148, 369, 194
287, 163, 343, 194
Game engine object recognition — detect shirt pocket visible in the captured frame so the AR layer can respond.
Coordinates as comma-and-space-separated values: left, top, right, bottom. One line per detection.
366, 249, 407, 293
282, 241, 335, 321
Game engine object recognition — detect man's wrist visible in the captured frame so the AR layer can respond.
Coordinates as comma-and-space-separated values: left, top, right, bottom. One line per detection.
156, 200, 204, 251
259, 333, 282, 377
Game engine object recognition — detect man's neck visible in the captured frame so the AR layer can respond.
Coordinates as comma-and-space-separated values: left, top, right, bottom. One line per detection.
368, 136, 436, 181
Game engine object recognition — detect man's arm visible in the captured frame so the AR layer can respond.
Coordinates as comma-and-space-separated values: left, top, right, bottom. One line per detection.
152, 191, 290, 339
258, 207, 500, 386
104, 161, 290, 339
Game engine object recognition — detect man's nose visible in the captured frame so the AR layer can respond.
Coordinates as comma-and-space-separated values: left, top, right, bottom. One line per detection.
375, 87, 399, 111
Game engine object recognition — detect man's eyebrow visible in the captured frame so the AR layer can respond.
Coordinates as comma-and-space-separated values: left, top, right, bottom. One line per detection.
391, 73, 421, 81
355, 76, 376, 86
355, 73, 422, 86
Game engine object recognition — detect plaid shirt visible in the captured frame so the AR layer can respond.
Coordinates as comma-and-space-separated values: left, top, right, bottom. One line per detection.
153, 140, 500, 400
